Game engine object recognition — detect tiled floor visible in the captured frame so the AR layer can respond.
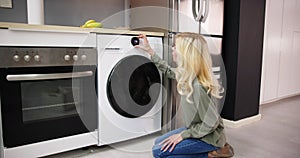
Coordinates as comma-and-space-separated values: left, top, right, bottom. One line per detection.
45, 95, 300, 158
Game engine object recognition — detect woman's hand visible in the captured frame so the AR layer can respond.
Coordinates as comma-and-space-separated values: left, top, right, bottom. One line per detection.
159, 134, 183, 152
134, 34, 155, 56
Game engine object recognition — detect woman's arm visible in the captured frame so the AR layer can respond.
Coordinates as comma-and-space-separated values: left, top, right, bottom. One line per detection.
151, 54, 176, 79
135, 34, 176, 79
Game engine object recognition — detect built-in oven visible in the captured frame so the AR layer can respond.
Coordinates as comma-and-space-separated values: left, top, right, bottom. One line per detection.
0, 47, 97, 148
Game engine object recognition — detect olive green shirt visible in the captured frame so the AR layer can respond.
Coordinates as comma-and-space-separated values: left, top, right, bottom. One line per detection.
151, 54, 226, 147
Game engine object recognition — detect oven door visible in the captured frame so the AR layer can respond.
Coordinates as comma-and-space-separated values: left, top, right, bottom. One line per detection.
0, 66, 97, 148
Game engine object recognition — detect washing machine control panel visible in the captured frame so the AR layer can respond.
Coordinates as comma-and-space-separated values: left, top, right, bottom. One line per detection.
98, 35, 163, 58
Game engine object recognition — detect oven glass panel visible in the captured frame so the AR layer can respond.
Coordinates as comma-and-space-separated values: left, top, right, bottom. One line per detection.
21, 79, 81, 123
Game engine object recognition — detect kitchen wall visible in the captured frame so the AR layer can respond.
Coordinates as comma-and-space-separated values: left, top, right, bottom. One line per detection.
0, 0, 27, 23
130, 0, 169, 32
44, 0, 125, 28
0, 0, 125, 28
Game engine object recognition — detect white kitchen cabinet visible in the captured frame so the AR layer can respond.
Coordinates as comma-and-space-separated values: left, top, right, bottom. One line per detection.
260, 0, 283, 103
278, 0, 300, 98
261, 0, 300, 104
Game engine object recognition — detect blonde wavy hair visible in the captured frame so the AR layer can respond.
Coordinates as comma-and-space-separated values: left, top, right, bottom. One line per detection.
174, 32, 223, 103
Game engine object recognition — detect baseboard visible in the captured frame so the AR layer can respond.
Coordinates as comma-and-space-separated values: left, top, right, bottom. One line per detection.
222, 114, 261, 128
260, 93, 300, 105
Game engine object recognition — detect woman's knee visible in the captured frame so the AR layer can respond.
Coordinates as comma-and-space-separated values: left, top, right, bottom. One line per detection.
152, 144, 163, 158
154, 127, 187, 145
152, 148, 159, 157
154, 137, 161, 145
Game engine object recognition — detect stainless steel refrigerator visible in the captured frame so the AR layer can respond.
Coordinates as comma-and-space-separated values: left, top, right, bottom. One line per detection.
176, 0, 224, 55
130, 0, 224, 54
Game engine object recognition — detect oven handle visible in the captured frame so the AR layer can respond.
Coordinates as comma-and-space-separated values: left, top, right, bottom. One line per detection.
6, 71, 93, 81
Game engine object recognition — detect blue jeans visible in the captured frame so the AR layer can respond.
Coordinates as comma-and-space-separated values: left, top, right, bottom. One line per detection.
152, 127, 218, 158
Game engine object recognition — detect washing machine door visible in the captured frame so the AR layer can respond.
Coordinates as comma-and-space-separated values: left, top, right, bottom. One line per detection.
107, 55, 161, 118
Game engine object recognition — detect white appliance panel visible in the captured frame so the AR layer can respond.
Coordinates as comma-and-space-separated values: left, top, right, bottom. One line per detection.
97, 34, 163, 145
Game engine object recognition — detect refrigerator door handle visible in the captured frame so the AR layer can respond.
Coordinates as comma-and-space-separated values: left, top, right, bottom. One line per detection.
193, 0, 204, 22
202, 0, 209, 22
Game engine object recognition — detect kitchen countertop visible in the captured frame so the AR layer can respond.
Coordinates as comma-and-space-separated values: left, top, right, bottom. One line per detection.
0, 22, 164, 37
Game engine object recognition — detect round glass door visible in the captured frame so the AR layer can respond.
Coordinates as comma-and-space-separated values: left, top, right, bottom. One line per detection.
107, 55, 161, 118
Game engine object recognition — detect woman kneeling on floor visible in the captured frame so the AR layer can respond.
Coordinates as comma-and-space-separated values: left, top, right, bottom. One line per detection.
136, 32, 234, 158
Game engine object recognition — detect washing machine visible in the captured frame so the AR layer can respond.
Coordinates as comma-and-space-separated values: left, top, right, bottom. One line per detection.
97, 34, 163, 145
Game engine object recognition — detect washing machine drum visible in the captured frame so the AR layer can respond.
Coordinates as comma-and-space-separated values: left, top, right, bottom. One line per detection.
107, 55, 161, 118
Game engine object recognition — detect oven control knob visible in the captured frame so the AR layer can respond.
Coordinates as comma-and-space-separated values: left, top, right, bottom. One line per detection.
34, 55, 40, 62
73, 55, 79, 61
24, 55, 31, 62
81, 55, 87, 61
64, 55, 71, 61
13, 55, 20, 62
